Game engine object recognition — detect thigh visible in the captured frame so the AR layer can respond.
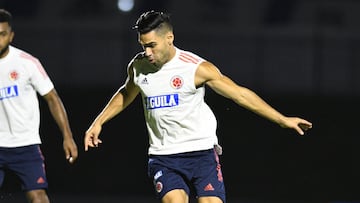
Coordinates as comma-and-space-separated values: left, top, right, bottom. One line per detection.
25, 189, 49, 203
8, 145, 48, 191
148, 157, 190, 200
198, 196, 224, 203
193, 149, 226, 203
162, 189, 188, 203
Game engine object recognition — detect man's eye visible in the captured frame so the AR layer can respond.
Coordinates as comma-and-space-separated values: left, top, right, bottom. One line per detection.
144, 44, 156, 49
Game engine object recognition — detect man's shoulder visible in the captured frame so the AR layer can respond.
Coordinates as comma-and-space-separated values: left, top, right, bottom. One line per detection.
128, 51, 145, 65
176, 48, 204, 65
134, 51, 146, 60
9, 46, 37, 60
129, 51, 148, 66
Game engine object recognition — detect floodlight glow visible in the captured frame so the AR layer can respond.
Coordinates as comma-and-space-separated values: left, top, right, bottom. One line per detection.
117, 0, 134, 12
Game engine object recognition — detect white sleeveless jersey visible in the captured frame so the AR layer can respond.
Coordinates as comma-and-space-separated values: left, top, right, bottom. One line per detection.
0, 46, 54, 147
132, 47, 218, 155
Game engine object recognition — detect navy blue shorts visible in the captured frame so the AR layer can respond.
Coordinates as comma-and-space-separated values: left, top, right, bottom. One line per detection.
0, 144, 48, 191
148, 148, 226, 202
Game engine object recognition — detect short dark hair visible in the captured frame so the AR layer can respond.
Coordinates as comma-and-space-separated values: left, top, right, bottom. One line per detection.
0, 9, 13, 29
132, 10, 172, 34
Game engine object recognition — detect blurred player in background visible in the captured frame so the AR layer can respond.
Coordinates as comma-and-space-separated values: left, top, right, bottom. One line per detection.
0, 8, 78, 203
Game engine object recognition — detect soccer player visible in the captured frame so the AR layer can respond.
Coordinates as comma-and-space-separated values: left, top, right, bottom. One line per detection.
84, 10, 312, 203
0, 9, 78, 203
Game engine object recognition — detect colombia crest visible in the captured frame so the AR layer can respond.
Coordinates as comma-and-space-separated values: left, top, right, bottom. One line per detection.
170, 75, 183, 89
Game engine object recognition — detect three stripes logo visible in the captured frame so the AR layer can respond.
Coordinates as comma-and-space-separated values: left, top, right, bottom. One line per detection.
204, 183, 215, 191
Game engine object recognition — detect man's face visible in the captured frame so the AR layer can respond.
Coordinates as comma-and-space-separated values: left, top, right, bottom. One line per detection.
138, 30, 172, 68
0, 22, 13, 58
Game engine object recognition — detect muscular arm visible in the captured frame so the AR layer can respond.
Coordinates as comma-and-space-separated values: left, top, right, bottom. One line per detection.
90, 82, 139, 126
195, 61, 312, 135
84, 65, 140, 151
43, 89, 78, 163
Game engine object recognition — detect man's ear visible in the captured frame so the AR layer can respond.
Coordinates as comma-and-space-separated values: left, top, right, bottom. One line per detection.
10, 31, 14, 43
166, 32, 174, 45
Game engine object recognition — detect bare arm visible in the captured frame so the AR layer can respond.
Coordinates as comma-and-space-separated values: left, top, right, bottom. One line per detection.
195, 61, 312, 135
84, 66, 140, 151
43, 89, 78, 163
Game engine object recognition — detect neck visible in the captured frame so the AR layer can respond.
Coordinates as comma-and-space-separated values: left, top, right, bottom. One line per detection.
167, 45, 176, 61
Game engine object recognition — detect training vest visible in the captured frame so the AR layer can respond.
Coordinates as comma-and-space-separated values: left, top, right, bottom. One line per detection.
132, 47, 218, 155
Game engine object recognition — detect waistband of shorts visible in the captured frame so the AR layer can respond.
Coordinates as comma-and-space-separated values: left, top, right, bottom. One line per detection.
149, 148, 214, 158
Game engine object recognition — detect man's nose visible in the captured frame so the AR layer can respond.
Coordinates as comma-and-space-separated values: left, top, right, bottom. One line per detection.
145, 47, 152, 56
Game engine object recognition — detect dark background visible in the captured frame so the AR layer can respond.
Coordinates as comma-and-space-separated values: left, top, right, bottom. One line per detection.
1, 0, 359, 202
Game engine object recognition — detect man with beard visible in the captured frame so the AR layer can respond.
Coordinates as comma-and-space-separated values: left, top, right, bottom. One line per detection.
84, 10, 312, 203
0, 9, 78, 203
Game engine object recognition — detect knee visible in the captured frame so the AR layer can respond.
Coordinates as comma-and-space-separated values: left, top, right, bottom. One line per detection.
162, 189, 189, 203
26, 189, 50, 203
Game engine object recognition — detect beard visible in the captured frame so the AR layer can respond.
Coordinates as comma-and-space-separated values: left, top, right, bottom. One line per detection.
0, 44, 10, 58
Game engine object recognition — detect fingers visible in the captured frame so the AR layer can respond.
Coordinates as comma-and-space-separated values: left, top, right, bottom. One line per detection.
296, 127, 305, 136
92, 138, 103, 147
84, 138, 90, 151
84, 124, 103, 151
84, 135, 102, 151
84, 132, 95, 151
296, 120, 313, 135
66, 156, 76, 164
65, 146, 78, 164
299, 123, 311, 131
